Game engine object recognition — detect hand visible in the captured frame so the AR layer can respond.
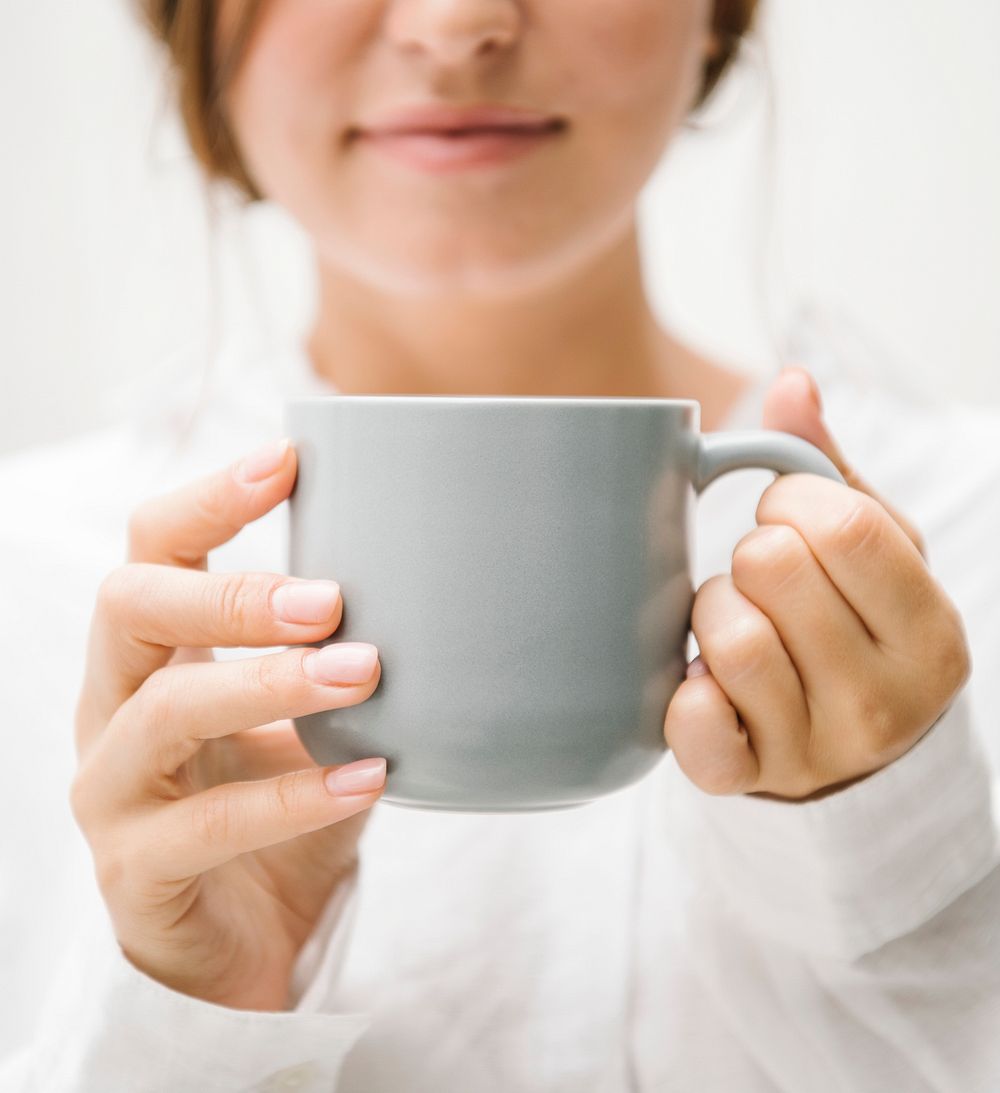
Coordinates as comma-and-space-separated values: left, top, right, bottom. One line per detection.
664, 368, 971, 801
70, 437, 385, 1011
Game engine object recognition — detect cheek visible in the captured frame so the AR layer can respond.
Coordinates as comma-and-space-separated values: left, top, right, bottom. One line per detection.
554, 0, 710, 136
226, 0, 373, 198
527, 0, 710, 223
572, 1, 707, 83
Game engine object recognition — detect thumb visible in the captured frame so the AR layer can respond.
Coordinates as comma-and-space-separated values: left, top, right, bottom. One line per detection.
761, 367, 925, 556
761, 367, 854, 480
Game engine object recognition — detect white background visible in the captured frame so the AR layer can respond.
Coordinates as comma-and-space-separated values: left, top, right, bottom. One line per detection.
2, 0, 999, 456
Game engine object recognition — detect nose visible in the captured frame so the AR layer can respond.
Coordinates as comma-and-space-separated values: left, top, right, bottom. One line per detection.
385, 0, 521, 65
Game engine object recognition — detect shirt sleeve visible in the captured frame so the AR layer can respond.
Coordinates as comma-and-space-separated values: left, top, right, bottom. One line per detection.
1, 870, 372, 1093
664, 687, 1000, 961
0, 433, 383, 1092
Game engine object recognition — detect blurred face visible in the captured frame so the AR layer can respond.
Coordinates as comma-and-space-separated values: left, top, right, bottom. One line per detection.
220, 0, 714, 296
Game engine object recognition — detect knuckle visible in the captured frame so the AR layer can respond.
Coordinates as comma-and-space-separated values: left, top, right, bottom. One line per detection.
830, 495, 883, 559
94, 852, 125, 897
68, 770, 98, 830
96, 564, 142, 618
191, 790, 238, 849
73, 689, 103, 760
94, 840, 133, 897
69, 769, 153, 896
949, 634, 973, 693
190, 474, 246, 550
272, 771, 306, 823
81, 815, 141, 895
730, 533, 764, 583
194, 473, 245, 538
934, 609, 972, 698
129, 673, 184, 776
691, 573, 729, 614
900, 591, 971, 710
135, 667, 176, 724
854, 686, 903, 760
676, 725, 755, 796
244, 653, 290, 706
707, 614, 773, 684
690, 575, 729, 636
788, 741, 831, 799
732, 525, 808, 593
213, 572, 258, 632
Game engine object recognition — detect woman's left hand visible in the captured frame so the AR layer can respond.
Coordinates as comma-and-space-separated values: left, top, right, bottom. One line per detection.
664, 367, 971, 802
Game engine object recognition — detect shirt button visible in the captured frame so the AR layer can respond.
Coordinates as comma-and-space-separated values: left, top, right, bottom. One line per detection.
252, 1061, 323, 1092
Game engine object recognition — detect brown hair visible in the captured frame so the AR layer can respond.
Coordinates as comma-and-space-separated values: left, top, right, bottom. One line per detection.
137, 0, 760, 204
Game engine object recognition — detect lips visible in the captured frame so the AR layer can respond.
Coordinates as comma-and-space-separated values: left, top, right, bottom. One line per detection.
354, 103, 565, 136
347, 103, 567, 172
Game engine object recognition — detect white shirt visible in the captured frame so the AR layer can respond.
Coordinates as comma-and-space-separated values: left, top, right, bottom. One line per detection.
1, 310, 998, 1092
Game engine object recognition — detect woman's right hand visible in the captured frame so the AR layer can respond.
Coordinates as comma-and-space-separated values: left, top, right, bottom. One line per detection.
70, 437, 385, 1012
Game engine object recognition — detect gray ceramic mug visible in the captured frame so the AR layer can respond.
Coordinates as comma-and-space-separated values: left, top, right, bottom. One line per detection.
285, 395, 843, 813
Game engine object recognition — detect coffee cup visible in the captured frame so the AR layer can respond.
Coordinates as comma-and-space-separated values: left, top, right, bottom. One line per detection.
285, 394, 842, 812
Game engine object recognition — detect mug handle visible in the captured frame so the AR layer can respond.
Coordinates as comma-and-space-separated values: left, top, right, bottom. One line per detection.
695, 430, 845, 492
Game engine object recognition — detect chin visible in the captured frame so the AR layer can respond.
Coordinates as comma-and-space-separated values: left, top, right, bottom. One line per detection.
349, 256, 566, 300
318, 213, 630, 301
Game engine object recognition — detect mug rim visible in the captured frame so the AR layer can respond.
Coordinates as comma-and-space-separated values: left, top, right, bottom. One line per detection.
286, 394, 700, 408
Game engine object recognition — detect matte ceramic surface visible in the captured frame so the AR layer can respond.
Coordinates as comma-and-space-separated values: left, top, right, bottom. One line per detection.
285, 396, 842, 812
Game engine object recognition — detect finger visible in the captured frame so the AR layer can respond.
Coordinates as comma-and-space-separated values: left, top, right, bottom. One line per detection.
730, 523, 874, 700
175, 721, 315, 793
126, 437, 296, 568
755, 474, 942, 653
78, 567, 344, 747
762, 367, 925, 554
201, 721, 316, 786
77, 437, 302, 753
168, 647, 215, 667
690, 573, 810, 784
145, 759, 388, 883
664, 658, 761, 796
81, 644, 382, 806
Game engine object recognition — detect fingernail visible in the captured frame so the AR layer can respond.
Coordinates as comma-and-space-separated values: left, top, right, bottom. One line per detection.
303, 642, 379, 685
686, 656, 710, 679
325, 758, 386, 796
273, 580, 340, 624
235, 438, 290, 483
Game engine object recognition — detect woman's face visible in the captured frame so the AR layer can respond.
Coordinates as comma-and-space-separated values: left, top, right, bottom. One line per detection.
221, 0, 714, 296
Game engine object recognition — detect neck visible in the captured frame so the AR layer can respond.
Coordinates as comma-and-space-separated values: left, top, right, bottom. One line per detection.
305, 221, 748, 427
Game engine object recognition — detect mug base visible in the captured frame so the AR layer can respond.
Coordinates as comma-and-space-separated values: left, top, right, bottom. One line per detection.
382, 795, 590, 814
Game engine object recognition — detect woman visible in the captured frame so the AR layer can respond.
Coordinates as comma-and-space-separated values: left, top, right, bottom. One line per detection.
2, 0, 998, 1089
